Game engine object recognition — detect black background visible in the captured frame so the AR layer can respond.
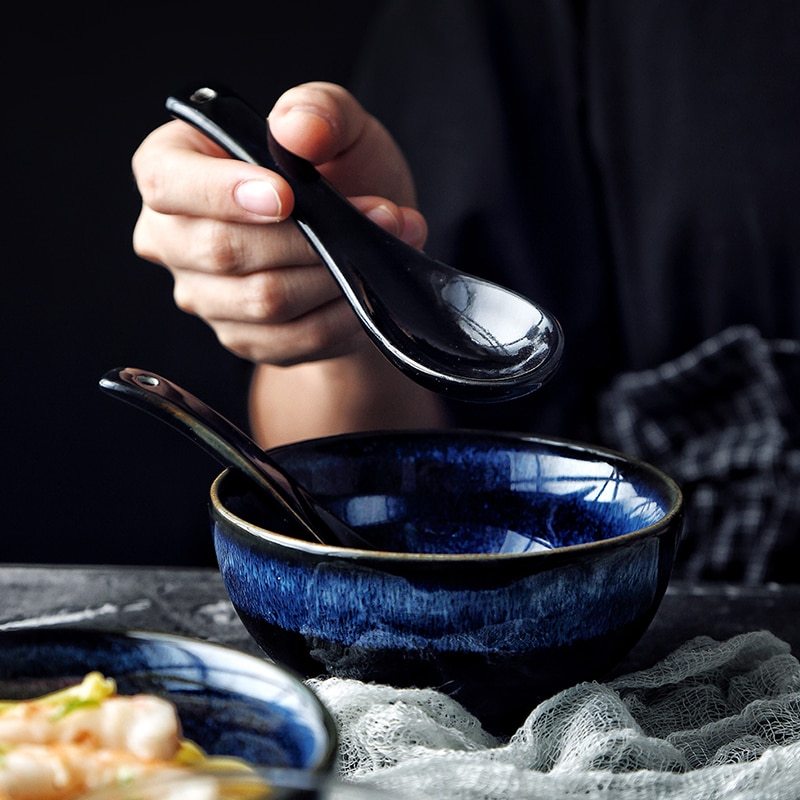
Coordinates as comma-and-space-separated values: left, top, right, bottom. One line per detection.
3, 5, 379, 565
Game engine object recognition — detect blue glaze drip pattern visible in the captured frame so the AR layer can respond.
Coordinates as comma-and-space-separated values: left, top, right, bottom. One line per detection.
214, 527, 661, 651
209, 430, 683, 735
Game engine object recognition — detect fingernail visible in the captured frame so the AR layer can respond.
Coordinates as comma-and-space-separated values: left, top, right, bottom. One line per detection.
234, 180, 282, 218
285, 104, 337, 131
365, 204, 400, 233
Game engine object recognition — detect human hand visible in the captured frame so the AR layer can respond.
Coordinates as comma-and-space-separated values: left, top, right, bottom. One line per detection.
131, 82, 428, 366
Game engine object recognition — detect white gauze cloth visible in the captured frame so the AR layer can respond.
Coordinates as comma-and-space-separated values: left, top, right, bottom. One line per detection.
309, 630, 800, 799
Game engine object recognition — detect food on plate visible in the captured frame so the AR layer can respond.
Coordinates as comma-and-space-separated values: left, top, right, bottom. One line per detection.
0, 672, 261, 799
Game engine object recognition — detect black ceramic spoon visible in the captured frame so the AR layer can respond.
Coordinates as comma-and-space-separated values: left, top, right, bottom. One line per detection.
99, 366, 372, 549
165, 85, 564, 402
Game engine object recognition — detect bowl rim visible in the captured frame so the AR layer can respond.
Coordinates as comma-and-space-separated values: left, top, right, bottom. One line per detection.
0, 627, 339, 772
210, 428, 683, 562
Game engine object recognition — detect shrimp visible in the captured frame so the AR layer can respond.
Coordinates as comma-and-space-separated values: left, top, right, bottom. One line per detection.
0, 694, 181, 761
0, 673, 258, 799
0, 742, 188, 799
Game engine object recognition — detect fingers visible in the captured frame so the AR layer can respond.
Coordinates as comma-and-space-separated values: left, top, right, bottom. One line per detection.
133, 82, 416, 225
269, 82, 372, 165
269, 82, 418, 203
133, 212, 318, 273
134, 193, 427, 365
134, 195, 427, 273
205, 298, 365, 366
130, 81, 425, 368
172, 264, 341, 325
352, 197, 429, 249
131, 120, 295, 223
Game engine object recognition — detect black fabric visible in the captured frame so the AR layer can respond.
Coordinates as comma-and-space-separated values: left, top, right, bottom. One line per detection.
350, 0, 800, 582
352, 0, 800, 442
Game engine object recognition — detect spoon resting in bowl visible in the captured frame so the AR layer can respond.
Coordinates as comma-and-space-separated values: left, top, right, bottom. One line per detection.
99, 366, 374, 549
165, 85, 564, 402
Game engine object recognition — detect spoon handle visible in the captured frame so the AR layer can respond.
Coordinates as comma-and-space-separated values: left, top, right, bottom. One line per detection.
99, 366, 336, 545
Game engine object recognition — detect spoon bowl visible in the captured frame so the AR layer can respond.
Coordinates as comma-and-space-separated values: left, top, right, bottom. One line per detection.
98, 366, 373, 549
166, 85, 564, 401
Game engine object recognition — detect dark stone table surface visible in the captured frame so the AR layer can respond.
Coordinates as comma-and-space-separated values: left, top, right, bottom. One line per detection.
0, 565, 797, 676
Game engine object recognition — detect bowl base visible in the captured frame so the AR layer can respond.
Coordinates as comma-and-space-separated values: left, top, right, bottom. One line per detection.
234, 607, 653, 736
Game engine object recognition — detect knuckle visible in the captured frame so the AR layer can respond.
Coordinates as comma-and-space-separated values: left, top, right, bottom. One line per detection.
214, 327, 251, 360
131, 219, 160, 264
297, 313, 338, 357
131, 150, 168, 210
171, 281, 196, 315
243, 272, 289, 322
195, 221, 243, 273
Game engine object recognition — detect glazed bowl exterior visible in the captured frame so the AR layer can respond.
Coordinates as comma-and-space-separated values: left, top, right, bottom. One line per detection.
210, 430, 683, 734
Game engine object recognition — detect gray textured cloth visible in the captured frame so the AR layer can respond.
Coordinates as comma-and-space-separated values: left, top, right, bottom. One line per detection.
600, 325, 800, 584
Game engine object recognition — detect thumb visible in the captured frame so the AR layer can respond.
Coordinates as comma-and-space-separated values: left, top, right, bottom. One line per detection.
269, 82, 418, 206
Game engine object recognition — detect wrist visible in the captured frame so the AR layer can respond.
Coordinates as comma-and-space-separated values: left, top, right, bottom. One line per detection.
248, 346, 449, 448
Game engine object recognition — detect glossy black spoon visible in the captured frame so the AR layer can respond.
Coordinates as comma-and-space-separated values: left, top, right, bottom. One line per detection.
99, 366, 373, 549
165, 85, 564, 402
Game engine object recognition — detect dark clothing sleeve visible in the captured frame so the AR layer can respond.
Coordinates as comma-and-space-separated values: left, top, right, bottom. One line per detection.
349, 0, 800, 583
351, 0, 800, 441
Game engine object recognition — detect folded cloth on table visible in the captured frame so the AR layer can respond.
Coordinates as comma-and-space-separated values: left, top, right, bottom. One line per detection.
598, 324, 800, 584
311, 630, 800, 800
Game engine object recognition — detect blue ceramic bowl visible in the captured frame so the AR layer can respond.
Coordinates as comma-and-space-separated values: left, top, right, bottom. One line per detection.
210, 430, 683, 734
0, 628, 337, 771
